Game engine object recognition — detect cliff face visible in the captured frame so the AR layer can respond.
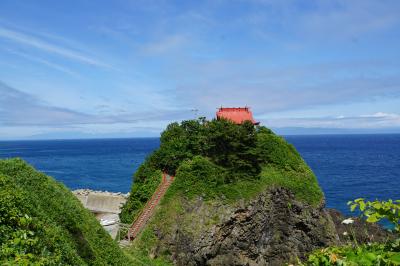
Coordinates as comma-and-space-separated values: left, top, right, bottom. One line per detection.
146, 188, 338, 266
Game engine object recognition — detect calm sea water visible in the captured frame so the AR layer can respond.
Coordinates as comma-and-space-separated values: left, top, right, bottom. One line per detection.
0, 134, 399, 216
0, 138, 160, 193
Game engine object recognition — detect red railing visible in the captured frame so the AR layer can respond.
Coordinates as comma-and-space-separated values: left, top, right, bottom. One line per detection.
127, 172, 174, 240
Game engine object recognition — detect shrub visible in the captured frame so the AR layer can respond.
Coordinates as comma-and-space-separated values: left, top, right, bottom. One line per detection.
166, 156, 228, 200
256, 127, 308, 172
0, 174, 63, 265
120, 166, 162, 223
304, 198, 400, 265
156, 118, 261, 178
0, 158, 132, 265
348, 198, 400, 232
307, 243, 400, 266
205, 119, 260, 180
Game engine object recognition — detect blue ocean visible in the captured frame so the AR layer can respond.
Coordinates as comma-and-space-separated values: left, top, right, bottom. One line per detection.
0, 134, 399, 216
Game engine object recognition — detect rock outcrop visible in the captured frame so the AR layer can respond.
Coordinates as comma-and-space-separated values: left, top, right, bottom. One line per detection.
152, 188, 339, 266
328, 209, 394, 245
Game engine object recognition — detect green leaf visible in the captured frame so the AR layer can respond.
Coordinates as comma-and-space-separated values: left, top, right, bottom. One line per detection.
372, 202, 382, 209
359, 201, 366, 211
365, 252, 377, 261
389, 253, 400, 265
366, 214, 379, 223
351, 204, 357, 212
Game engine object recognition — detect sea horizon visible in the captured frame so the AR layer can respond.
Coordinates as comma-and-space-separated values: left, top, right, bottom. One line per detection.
1, 134, 399, 218
1, 132, 400, 142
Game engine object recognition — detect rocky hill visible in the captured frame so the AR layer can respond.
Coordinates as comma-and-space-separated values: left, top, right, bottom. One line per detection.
120, 119, 339, 265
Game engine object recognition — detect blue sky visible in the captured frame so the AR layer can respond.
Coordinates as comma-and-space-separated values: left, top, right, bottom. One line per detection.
0, 0, 399, 139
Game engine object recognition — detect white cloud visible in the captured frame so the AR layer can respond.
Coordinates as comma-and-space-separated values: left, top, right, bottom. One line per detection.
0, 26, 109, 68
362, 112, 399, 118
263, 112, 400, 129
0, 81, 190, 127
173, 58, 400, 114
4, 48, 80, 77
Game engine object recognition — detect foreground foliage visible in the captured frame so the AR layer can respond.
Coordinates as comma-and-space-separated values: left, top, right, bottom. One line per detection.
0, 174, 63, 265
305, 199, 400, 266
307, 242, 400, 266
0, 158, 132, 265
349, 198, 400, 232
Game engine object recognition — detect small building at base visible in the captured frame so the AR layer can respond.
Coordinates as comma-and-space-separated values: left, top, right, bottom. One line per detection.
216, 107, 259, 125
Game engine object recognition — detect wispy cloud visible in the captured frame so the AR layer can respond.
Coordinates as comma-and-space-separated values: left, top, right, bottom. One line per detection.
238, 0, 400, 40
4, 48, 80, 77
0, 26, 109, 68
0, 81, 92, 126
263, 112, 400, 129
300, 0, 400, 38
0, 82, 190, 127
173, 59, 400, 113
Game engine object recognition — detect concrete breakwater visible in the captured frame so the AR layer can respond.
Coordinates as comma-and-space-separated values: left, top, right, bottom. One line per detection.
73, 189, 129, 213
72, 189, 128, 239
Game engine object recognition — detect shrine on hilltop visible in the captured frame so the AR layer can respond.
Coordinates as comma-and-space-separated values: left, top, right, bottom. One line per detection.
216, 107, 259, 125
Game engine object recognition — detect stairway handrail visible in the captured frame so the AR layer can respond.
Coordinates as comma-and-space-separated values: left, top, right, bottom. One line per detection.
127, 172, 171, 240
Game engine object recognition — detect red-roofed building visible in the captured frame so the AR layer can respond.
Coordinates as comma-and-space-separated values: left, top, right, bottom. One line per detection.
216, 107, 259, 125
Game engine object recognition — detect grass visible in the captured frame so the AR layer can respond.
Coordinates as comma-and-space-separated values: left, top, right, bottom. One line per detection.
0, 158, 133, 265
120, 168, 162, 224
259, 165, 324, 207
124, 228, 173, 266
164, 159, 323, 207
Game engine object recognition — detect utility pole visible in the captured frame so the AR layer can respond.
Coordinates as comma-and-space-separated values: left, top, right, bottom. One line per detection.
191, 108, 199, 119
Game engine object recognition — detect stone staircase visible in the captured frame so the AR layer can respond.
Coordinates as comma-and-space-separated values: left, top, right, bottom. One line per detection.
127, 172, 174, 241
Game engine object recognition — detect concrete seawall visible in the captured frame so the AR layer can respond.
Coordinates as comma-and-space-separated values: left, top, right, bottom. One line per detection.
73, 189, 128, 239
75, 191, 127, 214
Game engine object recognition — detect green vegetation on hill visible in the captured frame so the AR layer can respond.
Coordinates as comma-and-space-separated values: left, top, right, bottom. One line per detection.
120, 119, 325, 265
121, 118, 323, 223
0, 158, 132, 265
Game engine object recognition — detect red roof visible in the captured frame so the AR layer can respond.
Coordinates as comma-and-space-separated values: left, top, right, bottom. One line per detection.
216, 107, 259, 125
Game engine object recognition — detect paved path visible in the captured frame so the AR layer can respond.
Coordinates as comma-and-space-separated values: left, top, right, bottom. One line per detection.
127, 172, 174, 241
